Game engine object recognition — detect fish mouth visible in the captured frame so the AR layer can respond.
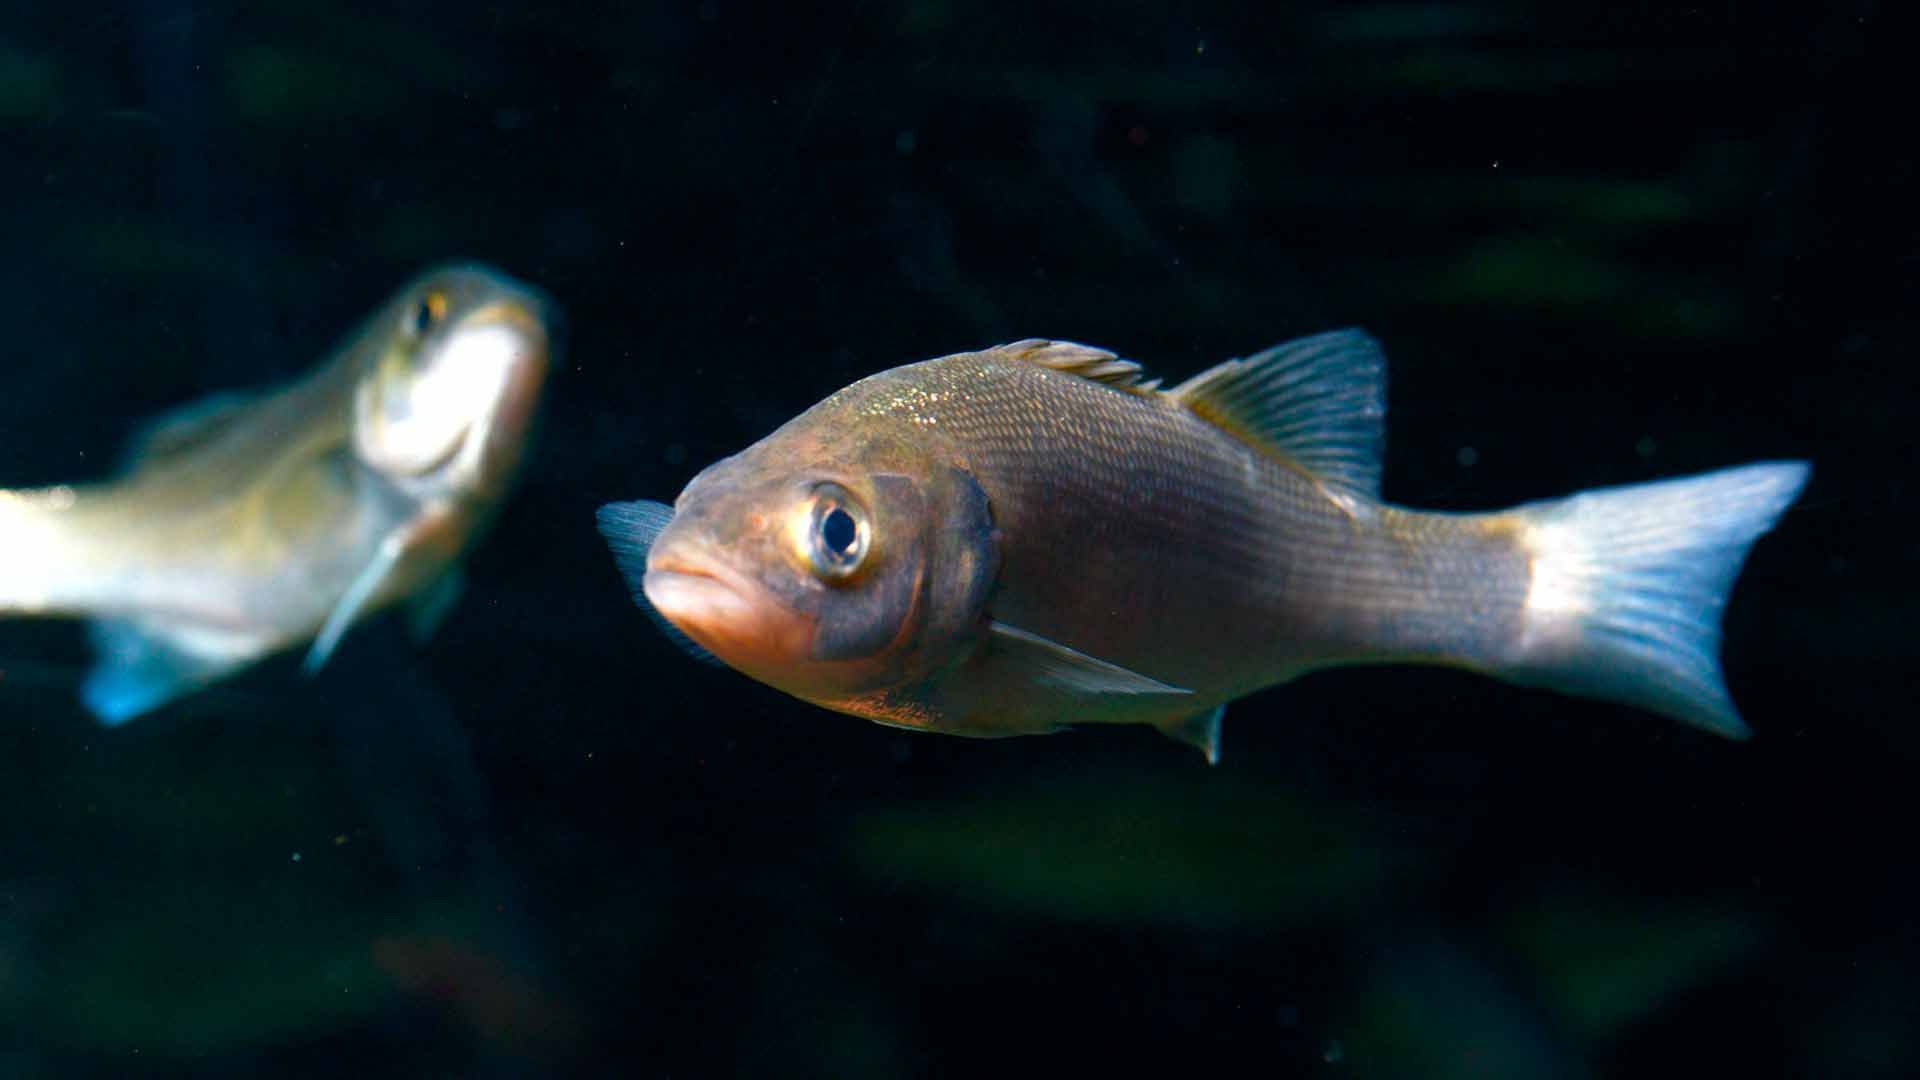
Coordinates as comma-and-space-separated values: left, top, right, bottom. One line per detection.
641, 553, 815, 674
641, 563, 754, 630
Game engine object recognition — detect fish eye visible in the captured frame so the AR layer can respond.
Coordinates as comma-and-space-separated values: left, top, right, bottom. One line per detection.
822, 506, 857, 555
803, 484, 869, 581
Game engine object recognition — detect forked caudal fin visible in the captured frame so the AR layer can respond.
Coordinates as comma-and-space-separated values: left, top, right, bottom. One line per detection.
1500, 461, 1810, 738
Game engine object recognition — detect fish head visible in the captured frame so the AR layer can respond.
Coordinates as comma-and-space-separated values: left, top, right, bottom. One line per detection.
350, 263, 557, 503
641, 401, 998, 710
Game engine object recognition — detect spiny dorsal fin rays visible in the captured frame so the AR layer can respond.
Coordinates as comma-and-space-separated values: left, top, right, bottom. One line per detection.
996, 330, 1388, 498
995, 339, 1162, 393
1169, 329, 1387, 500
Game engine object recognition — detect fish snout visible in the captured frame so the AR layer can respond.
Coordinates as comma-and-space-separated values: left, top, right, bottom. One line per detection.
641, 539, 816, 682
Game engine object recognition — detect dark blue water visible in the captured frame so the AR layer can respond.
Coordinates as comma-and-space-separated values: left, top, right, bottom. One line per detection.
0, 3, 1903, 1076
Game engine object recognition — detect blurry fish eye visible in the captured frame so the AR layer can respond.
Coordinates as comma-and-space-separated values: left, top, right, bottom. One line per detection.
409, 291, 449, 336
803, 485, 869, 580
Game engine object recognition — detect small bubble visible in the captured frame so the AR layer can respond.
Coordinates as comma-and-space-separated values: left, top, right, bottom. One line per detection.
290, 852, 302, 862
895, 129, 917, 155
1635, 435, 1658, 459
1322, 1039, 1344, 1064
1456, 446, 1478, 468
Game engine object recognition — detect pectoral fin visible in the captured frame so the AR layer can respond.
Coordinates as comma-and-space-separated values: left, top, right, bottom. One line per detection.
987, 621, 1190, 697
907, 622, 1192, 738
596, 500, 722, 666
304, 533, 408, 674
83, 618, 249, 726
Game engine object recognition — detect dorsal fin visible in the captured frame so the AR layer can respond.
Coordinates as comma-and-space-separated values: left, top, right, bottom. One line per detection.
1168, 329, 1387, 499
120, 391, 257, 473
996, 339, 1162, 393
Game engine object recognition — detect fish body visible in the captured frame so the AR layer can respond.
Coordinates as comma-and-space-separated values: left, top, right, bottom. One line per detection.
600, 332, 1807, 760
0, 263, 556, 723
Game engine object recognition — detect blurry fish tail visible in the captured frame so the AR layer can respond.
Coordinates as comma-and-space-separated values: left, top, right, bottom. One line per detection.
1498, 461, 1810, 738
0, 486, 86, 614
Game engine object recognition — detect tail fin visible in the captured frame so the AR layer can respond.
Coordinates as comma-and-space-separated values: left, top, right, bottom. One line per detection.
1502, 461, 1809, 738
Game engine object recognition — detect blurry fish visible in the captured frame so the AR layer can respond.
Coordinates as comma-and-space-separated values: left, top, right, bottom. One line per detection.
0, 263, 555, 724
598, 332, 1807, 761
372, 932, 581, 1052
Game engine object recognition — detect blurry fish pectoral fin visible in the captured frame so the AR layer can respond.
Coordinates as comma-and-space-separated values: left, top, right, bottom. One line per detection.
304, 532, 410, 674
595, 500, 722, 667
986, 620, 1191, 697
407, 567, 465, 644
1501, 461, 1811, 738
83, 618, 247, 726
1157, 704, 1225, 764
1169, 328, 1387, 499
121, 390, 258, 472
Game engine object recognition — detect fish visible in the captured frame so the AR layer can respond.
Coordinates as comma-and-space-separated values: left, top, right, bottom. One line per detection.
598, 331, 1808, 761
0, 263, 556, 724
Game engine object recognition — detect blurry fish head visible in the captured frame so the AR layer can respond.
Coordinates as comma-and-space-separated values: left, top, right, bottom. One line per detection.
642, 388, 998, 710
350, 263, 557, 506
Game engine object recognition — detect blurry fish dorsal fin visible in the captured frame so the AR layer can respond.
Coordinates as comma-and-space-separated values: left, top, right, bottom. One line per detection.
996, 339, 1162, 394
596, 500, 722, 666
1168, 329, 1387, 500
121, 391, 258, 472
83, 617, 250, 726
987, 621, 1190, 696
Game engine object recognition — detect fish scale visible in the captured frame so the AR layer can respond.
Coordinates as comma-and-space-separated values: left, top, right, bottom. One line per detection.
904, 353, 1524, 694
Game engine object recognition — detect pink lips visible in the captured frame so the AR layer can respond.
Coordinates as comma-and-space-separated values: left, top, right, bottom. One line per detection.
641, 552, 818, 679
641, 567, 757, 634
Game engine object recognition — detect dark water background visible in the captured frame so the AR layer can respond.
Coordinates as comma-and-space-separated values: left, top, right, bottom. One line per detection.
0, 2, 1908, 1076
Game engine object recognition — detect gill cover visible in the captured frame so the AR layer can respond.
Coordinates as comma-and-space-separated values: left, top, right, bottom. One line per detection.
806, 468, 998, 685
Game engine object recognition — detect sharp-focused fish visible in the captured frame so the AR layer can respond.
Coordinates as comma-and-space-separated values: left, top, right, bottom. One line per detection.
0, 263, 556, 723
599, 332, 1807, 761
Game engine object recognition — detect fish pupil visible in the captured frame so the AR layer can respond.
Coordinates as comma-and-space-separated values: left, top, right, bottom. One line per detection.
410, 299, 436, 335
821, 506, 857, 558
